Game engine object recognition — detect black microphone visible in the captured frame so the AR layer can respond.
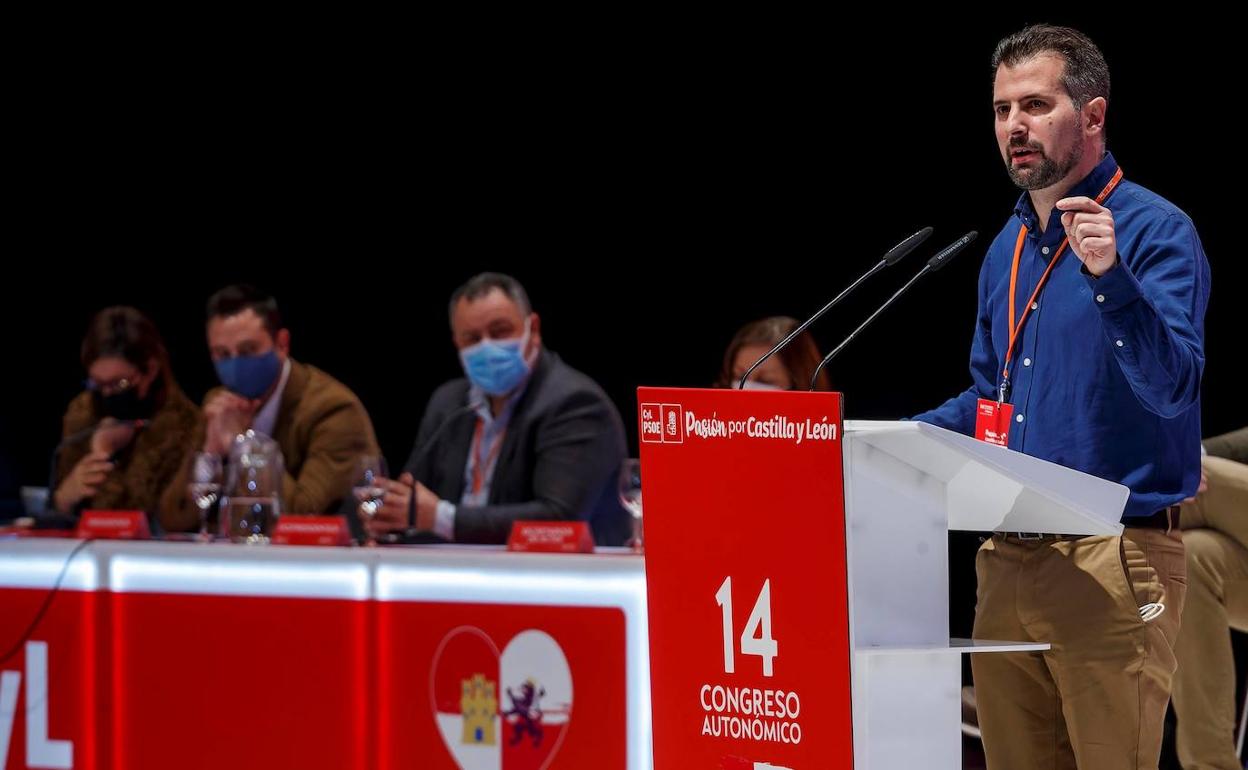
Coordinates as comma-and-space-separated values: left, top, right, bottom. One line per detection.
808, 231, 978, 390
401, 401, 485, 481
736, 227, 933, 390
387, 400, 485, 542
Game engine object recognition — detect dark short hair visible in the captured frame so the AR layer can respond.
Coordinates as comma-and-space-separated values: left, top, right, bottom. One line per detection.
448, 272, 532, 323
206, 284, 283, 335
992, 24, 1110, 108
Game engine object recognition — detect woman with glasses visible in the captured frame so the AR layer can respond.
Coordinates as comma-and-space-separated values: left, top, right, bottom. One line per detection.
51, 306, 199, 516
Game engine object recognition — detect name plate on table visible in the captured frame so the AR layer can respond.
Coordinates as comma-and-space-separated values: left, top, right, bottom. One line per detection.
272, 516, 352, 546
78, 510, 151, 540
507, 521, 594, 553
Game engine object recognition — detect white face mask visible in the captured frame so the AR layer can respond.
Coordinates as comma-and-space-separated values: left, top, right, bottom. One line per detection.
740, 379, 784, 391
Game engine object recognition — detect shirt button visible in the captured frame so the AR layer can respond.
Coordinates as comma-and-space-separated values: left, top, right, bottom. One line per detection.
1023, 357, 1032, 367
1096, 294, 1106, 303
1031, 301, 1039, 311
1116, 339, 1124, 347
1041, 246, 1050, 255
1015, 414, 1025, 423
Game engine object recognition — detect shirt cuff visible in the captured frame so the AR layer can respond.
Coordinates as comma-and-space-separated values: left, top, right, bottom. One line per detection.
433, 499, 456, 541
1084, 256, 1144, 313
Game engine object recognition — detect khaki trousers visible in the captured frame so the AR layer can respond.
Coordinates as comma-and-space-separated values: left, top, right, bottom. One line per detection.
972, 526, 1186, 769
1173, 455, 1248, 770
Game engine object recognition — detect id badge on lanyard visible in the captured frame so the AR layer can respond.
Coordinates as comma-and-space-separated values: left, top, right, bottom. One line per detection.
975, 398, 1014, 446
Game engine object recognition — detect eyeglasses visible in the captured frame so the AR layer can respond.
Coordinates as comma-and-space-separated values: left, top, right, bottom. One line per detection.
85, 377, 137, 397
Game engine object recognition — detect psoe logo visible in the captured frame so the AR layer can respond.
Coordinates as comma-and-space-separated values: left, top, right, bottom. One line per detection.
1, 641, 74, 770
640, 403, 684, 445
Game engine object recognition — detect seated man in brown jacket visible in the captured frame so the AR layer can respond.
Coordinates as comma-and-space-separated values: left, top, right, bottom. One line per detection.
158, 285, 379, 531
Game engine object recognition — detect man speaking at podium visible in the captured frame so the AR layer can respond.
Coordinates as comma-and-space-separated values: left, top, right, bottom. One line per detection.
913, 25, 1210, 769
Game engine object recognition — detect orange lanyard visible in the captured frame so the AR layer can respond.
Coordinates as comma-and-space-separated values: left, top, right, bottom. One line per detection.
999, 167, 1124, 402
469, 418, 507, 495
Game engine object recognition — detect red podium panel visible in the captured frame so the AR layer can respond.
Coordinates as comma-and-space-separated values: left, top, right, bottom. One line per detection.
638, 387, 852, 769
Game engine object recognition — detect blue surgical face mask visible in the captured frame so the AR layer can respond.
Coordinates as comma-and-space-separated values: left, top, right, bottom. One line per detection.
214, 350, 282, 399
459, 320, 532, 397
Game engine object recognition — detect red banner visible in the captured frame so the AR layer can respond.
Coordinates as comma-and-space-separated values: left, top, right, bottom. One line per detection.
0, 590, 626, 769
379, 602, 625, 769
638, 387, 852, 769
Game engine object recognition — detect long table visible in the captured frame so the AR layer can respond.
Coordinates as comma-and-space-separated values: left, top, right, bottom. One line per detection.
0, 538, 651, 769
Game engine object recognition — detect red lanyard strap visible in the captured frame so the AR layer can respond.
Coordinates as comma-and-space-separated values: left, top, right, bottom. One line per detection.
1000, 167, 1124, 397
470, 418, 507, 495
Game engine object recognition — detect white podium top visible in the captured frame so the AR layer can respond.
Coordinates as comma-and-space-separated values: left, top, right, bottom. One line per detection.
845, 420, 1126, 536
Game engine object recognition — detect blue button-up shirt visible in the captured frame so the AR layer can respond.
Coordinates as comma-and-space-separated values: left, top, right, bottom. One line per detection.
914, 152, 1210, 520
